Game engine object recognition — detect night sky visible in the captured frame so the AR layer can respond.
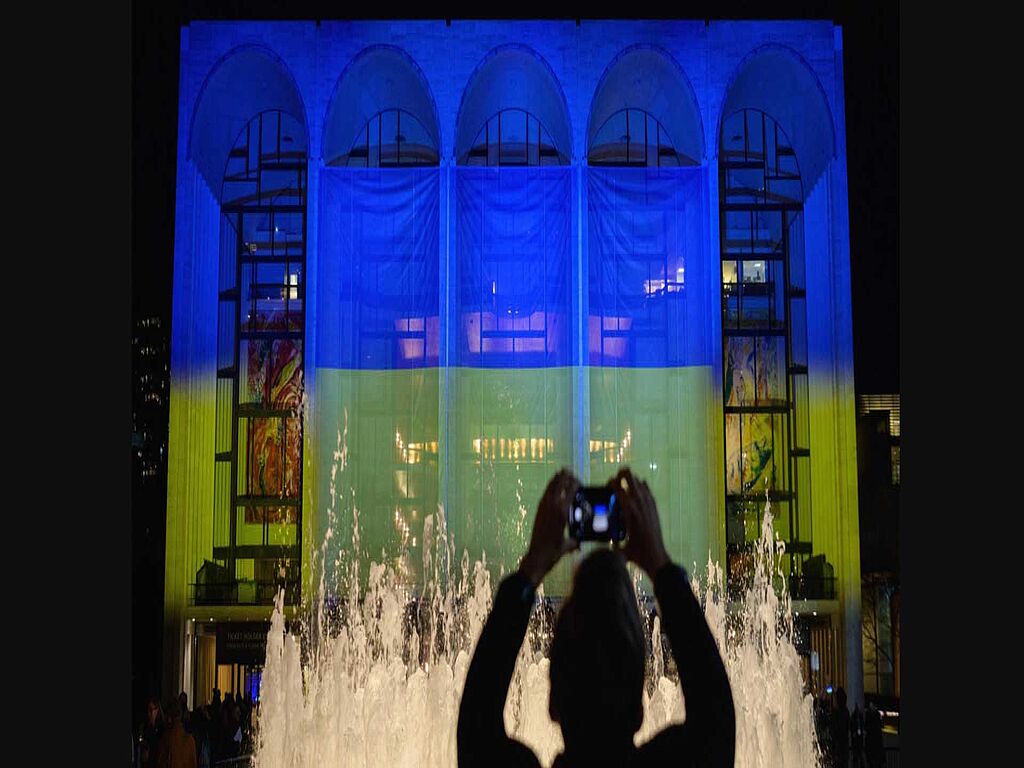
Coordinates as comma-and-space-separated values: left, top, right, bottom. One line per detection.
132, 2, 897, 395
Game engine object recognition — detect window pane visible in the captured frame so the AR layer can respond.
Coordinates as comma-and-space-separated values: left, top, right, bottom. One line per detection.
245, 417, 283, 497
380, 110, 399, 165
500, 110, 527, 164
725, 336, 755, 407
755, 336, 786, 405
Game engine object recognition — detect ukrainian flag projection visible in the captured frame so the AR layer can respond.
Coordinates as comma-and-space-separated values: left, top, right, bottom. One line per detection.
315, 168, 441, 588
451, 167, 575, 592
313, 165, 718, 595
586, 167, 718, 586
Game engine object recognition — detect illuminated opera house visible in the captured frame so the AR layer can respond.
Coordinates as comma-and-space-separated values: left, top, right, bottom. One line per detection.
163, 19, 862, 708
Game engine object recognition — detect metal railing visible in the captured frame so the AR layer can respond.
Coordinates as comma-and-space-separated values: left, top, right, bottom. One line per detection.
788, 575, 837, 600
190, 580, 300, 606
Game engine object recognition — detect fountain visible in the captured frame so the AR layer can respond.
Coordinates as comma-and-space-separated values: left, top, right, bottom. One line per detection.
253, 431, 821, 768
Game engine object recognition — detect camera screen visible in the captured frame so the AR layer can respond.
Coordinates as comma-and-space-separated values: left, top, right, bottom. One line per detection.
569, 488, 623, 541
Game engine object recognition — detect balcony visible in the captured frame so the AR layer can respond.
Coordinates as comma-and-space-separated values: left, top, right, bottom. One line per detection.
788, 574, 837, 601
190, 579, 300, 606
192, 558, 301, 606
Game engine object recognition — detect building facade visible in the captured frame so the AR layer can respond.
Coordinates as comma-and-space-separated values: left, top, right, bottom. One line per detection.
165, 19, 861, 708
133, 315, 170, 711
856, 393, 900, 708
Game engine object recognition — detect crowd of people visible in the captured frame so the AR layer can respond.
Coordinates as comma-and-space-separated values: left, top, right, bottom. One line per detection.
136, 689, 254, 768
814, 686, 889, 768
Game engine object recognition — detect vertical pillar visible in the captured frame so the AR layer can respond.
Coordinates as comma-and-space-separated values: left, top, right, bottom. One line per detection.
830, 24, 863, 707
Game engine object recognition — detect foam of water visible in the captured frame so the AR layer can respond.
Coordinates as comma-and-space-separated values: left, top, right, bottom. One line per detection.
254, 431, 820, 767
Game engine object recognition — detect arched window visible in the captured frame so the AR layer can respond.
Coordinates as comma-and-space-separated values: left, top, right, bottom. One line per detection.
588, 108, 695, 167
454, 45, 573, 168
330, 108, 439, 167
719, 108, 811, 600
214, 108, 307, 606
460, 108, 567, 166
322, 46, 441, 170
449, 46, 574, 588
586, 47, 704, 168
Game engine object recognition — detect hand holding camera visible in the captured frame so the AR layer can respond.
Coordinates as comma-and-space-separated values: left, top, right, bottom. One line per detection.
520, 468, 581, 587
609, 467, 671, 579
520, 466, 671, 587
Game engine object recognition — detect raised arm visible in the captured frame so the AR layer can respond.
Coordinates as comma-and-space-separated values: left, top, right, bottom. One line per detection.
457, 470, 580, 768
456, 569, 542, 768
614, 469, 736, 768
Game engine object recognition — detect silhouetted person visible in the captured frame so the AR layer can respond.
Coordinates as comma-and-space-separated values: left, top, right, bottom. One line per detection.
191, 706, 211, 768
178, 692, 189, 729
140, 696, 164, 768
815, 691, 832, 763
864, 703, 883, 768
850, 704, 865, 768
830, 687, 849, 768
230, 700, 244, 754
458, 468, 736, 768
210, 688, 221, 720
155, 698, 197, 768
216, 699, 234, 760
239, 695, 253, 753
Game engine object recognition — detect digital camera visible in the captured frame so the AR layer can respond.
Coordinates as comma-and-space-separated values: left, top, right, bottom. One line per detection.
568, 486, 626, 542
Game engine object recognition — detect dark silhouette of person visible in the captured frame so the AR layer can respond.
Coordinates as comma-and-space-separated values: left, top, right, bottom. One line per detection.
155, 698, 197, 768
458, 467, 736, 768
190, 705, 212, 768
207, 690, 222, 762
830, 687, 849, 768
140, 696, 164, 768
814, 691, 832, 763
850, 703, 865, 768
230, 699, 244, 755
178, 691, 191, 732
216, 694, 239, 760
864, 703, 883, 768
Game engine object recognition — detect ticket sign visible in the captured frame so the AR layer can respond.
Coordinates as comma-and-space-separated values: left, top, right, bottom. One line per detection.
216, 622, 271, 666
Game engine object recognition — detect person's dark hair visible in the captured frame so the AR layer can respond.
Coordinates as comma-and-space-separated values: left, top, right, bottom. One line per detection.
166, 697, 182, 722
548, 548, 646, 744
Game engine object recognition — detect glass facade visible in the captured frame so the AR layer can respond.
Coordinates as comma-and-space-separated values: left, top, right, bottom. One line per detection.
331, 108, 440, 168
205, 110, 308, 606
589, 108, 697, 167
461, 108, 568, 166
719, 109, 816, 599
